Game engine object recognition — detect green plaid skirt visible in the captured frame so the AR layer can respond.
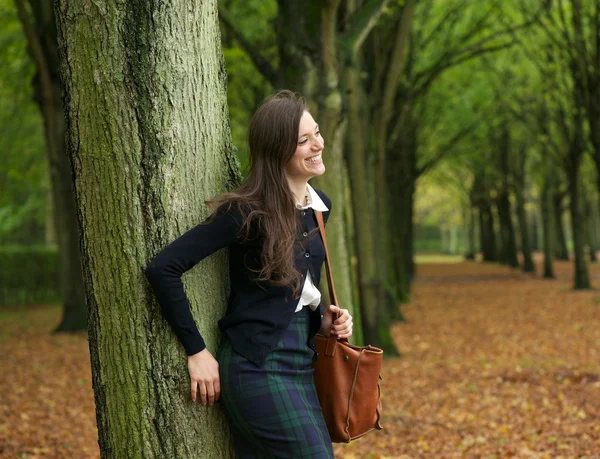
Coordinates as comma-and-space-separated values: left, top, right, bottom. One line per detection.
217, 307, 334, 458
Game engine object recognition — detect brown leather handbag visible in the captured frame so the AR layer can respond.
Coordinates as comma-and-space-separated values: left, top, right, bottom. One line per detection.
312, 211, 383, 443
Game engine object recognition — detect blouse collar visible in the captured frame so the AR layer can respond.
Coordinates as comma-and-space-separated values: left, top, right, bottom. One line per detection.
295, 183, 329, 212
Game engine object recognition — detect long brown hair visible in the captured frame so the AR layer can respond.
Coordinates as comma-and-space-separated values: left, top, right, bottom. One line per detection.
208, 90, 308, 297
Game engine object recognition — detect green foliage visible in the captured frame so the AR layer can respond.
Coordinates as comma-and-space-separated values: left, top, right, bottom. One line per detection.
221, 0, 276, 173
0, 245, 59, 305
0, 0, 47, 244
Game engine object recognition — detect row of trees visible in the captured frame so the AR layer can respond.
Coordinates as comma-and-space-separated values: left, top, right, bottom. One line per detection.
455, 1, 600, 289
9, 0, 599, 347
3, 0, 599, 455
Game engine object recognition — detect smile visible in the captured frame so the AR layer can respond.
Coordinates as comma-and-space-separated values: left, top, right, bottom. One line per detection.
306, 154, 322, 163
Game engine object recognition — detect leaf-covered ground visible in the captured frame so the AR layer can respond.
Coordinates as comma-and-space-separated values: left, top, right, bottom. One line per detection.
2, 258, 600, 458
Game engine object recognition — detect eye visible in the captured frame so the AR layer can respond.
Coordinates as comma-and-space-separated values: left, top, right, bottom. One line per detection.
315, 130, 321, 137
299, 138, 308, 145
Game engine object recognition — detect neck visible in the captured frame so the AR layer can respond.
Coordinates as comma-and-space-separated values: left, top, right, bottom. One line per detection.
287, 177, 309, 205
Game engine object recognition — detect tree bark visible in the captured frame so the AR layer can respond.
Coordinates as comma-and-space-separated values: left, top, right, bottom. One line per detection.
15, 0, 87, 331
496, 192, 519, 268
583, 184, 598, 262
553, 193, 570, 260
568, 168, 590, 289
530, 210, 540, 252
56, 1, 238, 456
465, 205, 476, 260
494, 123, 519, 268
541, 180, 555, 278
514, 149, 534, 273
479, 201, 497, 262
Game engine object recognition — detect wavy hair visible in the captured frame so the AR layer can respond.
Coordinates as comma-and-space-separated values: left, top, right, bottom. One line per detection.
208, 90, 308, 297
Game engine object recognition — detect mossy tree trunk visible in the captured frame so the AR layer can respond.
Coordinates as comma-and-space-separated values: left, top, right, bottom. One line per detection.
14, 0, 86, 331
56, 1, 238, 457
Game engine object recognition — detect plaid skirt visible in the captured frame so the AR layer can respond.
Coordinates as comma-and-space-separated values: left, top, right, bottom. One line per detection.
217, 306, 334, 458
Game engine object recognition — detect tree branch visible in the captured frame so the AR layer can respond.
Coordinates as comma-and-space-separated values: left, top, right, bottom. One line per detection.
218, 5, 279, 87
14, 0, 54, 112
417, 118, 481, 176
418, 0, 467, 51
412, 41, 514, 102
409, 2, 548, 101
339, 0, 391, 57
378, 0, 416, 135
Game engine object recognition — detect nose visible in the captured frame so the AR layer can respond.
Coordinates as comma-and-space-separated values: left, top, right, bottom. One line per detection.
313, 135, 324, 150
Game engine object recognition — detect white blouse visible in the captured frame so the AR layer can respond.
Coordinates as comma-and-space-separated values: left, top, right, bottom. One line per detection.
294, 184, 330, 313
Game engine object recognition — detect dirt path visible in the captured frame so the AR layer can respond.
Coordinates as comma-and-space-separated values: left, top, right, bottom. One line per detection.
2, 259, 600, 458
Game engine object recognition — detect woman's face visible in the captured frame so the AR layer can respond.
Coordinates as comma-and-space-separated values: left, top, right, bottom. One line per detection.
285, 111, 325, 181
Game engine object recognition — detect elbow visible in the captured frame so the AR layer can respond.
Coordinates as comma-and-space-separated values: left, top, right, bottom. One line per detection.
144, 256, 183, 285
144, 259, 163, 284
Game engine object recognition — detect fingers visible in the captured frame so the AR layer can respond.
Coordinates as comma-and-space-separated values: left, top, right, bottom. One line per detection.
331, 307, 353, 338
191, 380, 197, 403
188, 350, 221, 406
199, 382, 208, 406
214, 379, 221, 402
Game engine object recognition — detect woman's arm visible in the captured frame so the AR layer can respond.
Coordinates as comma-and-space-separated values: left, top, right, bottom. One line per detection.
144, 204, 242, 356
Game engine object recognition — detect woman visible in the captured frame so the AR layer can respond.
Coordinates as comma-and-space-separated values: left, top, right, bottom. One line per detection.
145, 90, 353, 458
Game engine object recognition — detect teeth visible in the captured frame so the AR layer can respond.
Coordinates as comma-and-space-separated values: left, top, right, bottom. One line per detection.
307, 154, 321, 163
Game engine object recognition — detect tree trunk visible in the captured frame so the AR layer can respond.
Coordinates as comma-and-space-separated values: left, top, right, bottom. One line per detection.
15, 0, 87, 331
449, 226, 458, 254
568, 168, 590, 289
553, 193, 570, 260
45, 192, 56, 245
530, 209, 540, 252
387, 123, 416, 311
465, 206, 476, 260
583, 185, 598, 262
590, 207, 599, 263
541, 181, 555, 278
479, 201, 497, 262
496, 193, 519, 268
345, 54, 399, 354
56, 1, 237, 456
515, 183, 534, 273
441, 227, 449, 253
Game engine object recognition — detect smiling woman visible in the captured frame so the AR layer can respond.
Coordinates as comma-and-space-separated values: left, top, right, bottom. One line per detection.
145, 90, 353, 458
286, 111, 326, 207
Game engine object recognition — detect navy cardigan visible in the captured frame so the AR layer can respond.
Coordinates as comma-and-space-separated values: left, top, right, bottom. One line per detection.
144, 190, 331, 367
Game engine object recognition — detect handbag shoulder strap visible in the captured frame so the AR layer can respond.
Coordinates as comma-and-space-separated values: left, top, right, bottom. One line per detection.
315, 210, 348, 343
315, 211, 338, 307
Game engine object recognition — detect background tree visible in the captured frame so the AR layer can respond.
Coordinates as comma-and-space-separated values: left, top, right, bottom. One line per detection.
13, 0, 86, 330
56, 0, 238, 456
0, 0, 46, 245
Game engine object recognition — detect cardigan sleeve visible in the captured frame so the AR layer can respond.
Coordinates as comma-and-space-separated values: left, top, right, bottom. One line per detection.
144, 204, 242, 356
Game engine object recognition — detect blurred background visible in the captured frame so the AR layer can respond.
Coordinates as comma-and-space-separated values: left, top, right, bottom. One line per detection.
2, 0, 600, 457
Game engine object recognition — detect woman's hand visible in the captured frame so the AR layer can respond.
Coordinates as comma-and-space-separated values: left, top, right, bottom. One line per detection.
187, 349, 220, 406
319, 305, 353, 339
